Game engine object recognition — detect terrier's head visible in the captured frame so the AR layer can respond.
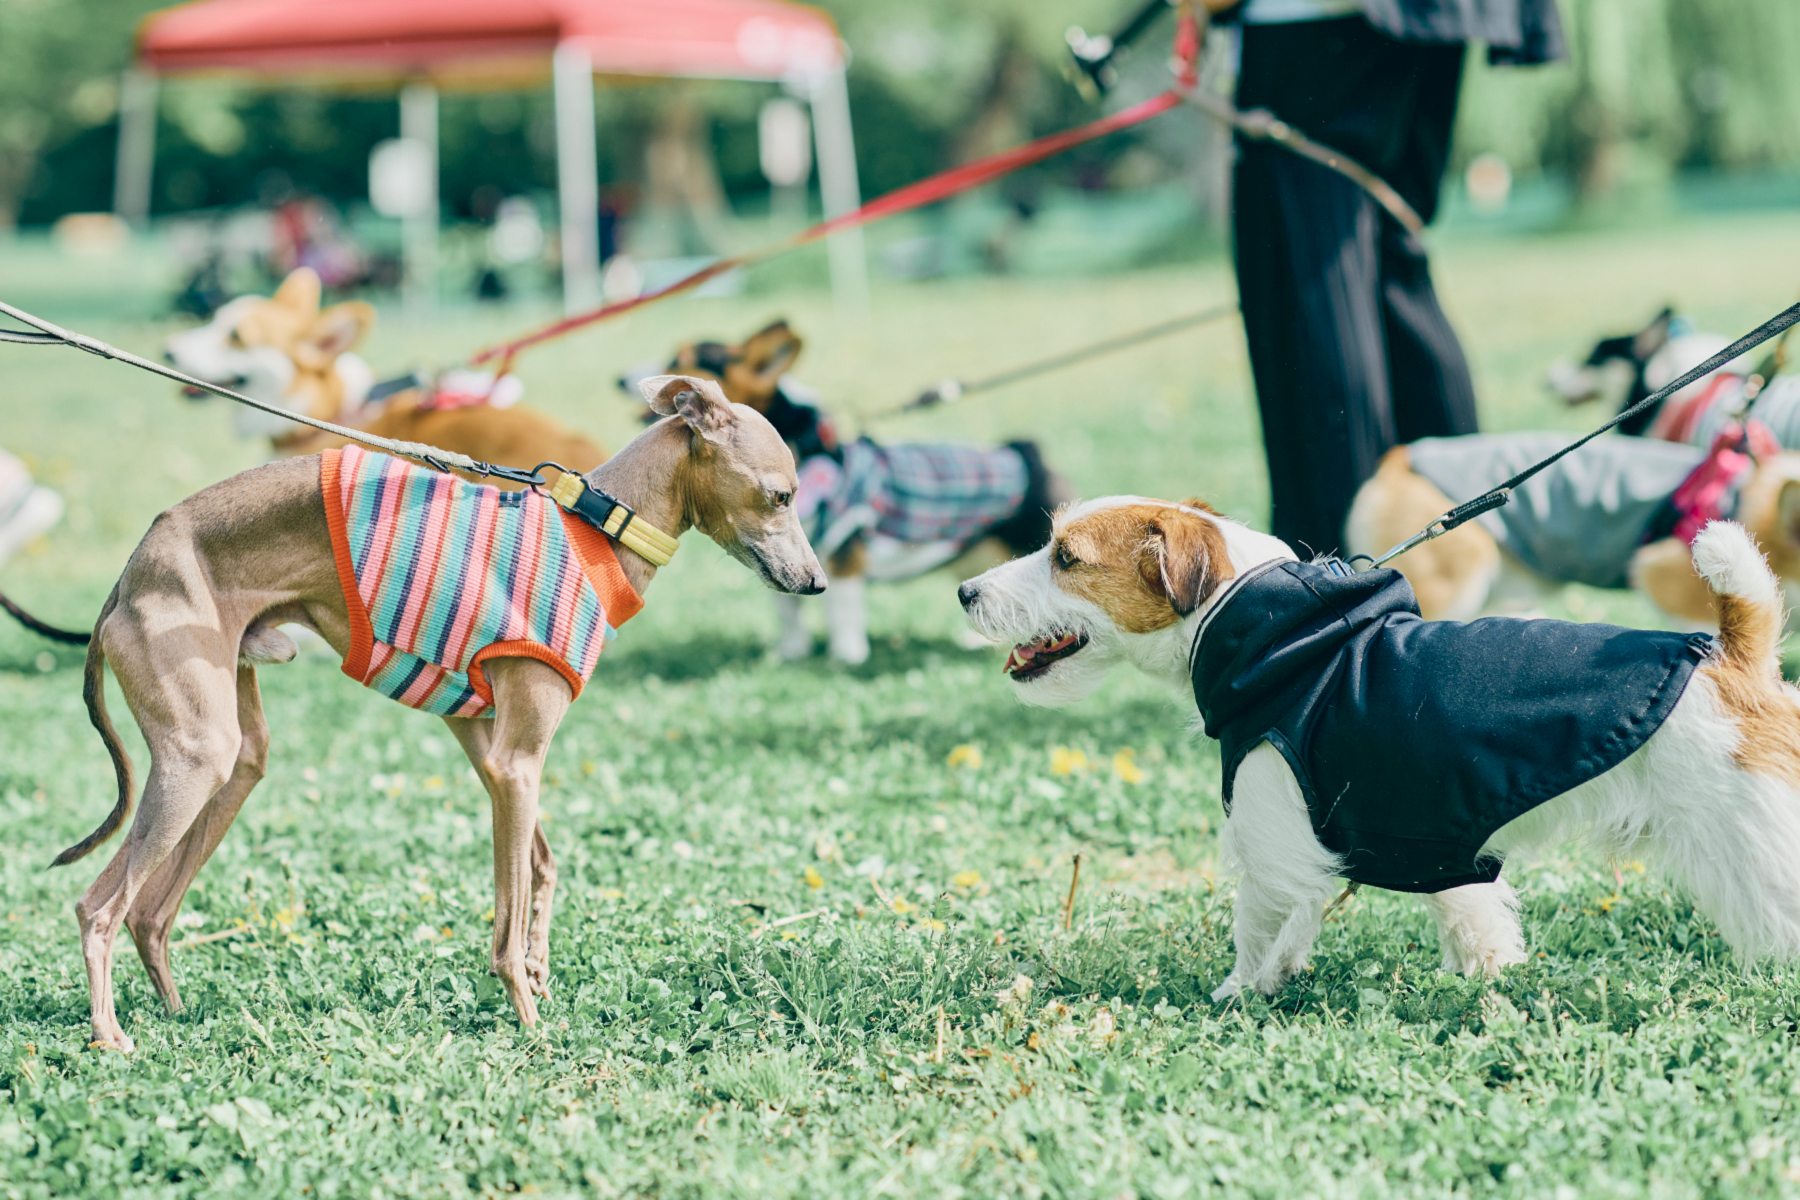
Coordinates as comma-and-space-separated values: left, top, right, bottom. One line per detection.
957, 496, 1292, 704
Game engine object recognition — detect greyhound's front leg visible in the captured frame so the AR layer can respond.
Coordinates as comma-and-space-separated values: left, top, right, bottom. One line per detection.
446, 658, 571, 1027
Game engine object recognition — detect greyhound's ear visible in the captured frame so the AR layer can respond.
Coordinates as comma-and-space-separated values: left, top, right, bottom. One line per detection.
273, 267, 322, 315
639, 373, 734, 440
1140, 507, 1224, 616
297, 301, 375, 366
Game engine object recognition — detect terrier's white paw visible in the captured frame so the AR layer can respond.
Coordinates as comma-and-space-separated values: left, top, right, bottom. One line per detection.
828, 633, 871, 665
776, 626, 813, 662
1210, 972, 1243, 1002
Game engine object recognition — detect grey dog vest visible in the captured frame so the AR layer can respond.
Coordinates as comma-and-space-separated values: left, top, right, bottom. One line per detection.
1406, 434, 1704, 589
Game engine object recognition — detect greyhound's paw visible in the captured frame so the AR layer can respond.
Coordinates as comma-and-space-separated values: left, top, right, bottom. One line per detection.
525, 955, 550, 996
88, 1027, 135, 1054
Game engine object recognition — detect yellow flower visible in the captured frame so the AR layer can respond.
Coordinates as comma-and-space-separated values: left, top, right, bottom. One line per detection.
950, 869, 982, 889
891, 897, 917, 915
1050, 746, 1089, 776
803, 865, 825, 890
598, 888, 624, 901
946, 744, 983, 769
1112, 749, 1145, 785
920, 918, 947, 932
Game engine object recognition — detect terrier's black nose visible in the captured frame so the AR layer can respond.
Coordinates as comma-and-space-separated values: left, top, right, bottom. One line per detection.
957, 582, 979, 610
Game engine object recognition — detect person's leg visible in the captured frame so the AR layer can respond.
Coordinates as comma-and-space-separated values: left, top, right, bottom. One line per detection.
1235, 20, 1400, 556
1380, 43, 1479, 444
1235, 148, 1392, 557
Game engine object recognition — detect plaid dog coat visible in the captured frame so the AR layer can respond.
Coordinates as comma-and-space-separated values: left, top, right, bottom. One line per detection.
800, 439, 1028, 556
321, 447, 642, 717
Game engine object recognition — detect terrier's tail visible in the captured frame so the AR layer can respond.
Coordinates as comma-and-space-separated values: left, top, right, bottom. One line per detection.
1691, 521, 1785, 682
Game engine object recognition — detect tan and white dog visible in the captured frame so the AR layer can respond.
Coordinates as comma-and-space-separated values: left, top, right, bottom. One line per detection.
959, 496, 1800, 998
1346, 440, 1800, 627
165, 268, 606, 481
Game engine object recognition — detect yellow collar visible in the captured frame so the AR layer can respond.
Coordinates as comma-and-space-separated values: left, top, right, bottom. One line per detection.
548, 473, 680, 568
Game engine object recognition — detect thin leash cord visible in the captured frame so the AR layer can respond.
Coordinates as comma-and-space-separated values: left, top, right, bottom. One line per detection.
0, 299, 538, 484
1366, 300, 1800, 569
866, 302, 1238, 422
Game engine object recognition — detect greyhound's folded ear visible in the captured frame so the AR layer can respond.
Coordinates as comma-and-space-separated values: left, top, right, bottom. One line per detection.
639, 374, 734, 441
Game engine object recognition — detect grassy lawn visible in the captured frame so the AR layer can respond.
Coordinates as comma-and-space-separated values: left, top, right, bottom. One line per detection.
4, 214, 1800, 1197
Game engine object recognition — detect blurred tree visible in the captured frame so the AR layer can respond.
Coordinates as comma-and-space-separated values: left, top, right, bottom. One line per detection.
0, 0, 162, 228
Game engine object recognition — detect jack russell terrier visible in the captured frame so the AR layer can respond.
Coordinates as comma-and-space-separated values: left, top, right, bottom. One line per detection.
164, 267, 606, 483
642, 320, 1068, 663
959, 497, 1800, 998
54, 375, 823, 1052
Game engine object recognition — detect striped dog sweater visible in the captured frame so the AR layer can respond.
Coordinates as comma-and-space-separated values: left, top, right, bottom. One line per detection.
321, 447, 643, 717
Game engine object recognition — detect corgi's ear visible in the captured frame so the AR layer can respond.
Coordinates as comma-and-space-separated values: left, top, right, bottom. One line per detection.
1140, 507, 1225, 616
295, 301, 374, 367
640, 373, 734, 441
272, 268, 322, 315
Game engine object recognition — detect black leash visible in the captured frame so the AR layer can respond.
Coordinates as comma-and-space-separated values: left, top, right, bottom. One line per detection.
1362, 301, 1800, 569
870, 302, 1238, 421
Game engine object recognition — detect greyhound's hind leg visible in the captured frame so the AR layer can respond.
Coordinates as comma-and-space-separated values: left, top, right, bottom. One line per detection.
77, 653, 242, 1052
125, 666, 270, 1013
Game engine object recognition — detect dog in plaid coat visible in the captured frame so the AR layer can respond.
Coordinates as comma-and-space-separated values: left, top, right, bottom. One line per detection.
635, 321, 1067, 663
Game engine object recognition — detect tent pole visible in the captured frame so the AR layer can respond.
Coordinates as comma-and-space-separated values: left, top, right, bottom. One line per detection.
113, 68, 158, 229
399, 81, 439, 311
808, 67, 868, 315
554, 41, 602, 315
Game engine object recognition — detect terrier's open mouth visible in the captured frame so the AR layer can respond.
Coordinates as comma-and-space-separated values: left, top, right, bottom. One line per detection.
1003, 631, 1088, 681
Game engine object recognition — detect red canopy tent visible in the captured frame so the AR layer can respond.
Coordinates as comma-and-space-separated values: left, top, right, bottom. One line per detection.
117, 0, 865, 311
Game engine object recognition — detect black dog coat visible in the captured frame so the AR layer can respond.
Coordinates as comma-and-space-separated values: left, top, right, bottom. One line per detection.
1190, 561, 1711, 893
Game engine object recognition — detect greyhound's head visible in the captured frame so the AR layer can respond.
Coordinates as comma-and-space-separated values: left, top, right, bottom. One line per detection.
163, 267, 375, 439
636, 374, 826, 595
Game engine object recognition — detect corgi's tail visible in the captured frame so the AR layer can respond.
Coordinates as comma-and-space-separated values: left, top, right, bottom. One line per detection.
1692, 521, 1785, 678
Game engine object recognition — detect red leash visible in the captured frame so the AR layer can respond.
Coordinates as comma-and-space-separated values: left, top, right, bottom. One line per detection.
470, 88, 1184, 368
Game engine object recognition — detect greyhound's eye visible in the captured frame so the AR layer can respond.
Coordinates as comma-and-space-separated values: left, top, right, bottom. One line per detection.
1054, 544, 1079, 570
770, 489, 793, 509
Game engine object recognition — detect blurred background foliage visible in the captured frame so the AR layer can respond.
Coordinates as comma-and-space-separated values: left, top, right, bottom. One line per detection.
2, 0, 1797, 238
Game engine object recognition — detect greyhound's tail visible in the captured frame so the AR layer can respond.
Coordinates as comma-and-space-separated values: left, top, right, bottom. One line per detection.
51, 590, 131, 867
0, 590, 89, 645
1691, 522, 1786, 682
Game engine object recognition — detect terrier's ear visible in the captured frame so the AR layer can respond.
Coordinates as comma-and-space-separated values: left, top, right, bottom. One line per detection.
272, 267, 322, 315
639, 373, 734, 441
1140, 508, 1220, 616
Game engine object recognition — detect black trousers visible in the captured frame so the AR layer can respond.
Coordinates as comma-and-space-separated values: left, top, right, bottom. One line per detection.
1233, 17, 1478, 558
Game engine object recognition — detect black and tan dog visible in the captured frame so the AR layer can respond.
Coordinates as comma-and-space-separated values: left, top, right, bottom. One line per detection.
649, 320, 1068, 662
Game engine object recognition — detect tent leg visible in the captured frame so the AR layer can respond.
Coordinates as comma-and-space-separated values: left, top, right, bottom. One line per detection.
554, 41, 602, 315
809, 68, 868, 315
399, 82, 439, 311
113, 68, 158, 229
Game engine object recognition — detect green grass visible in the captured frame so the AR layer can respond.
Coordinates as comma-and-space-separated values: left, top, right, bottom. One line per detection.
6, 214, 1800, 1197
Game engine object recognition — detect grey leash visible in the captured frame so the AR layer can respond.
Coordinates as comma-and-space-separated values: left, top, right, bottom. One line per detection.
1362, 300, 1800, 570
0, 299, 543, 486
870, 302, 1239, 421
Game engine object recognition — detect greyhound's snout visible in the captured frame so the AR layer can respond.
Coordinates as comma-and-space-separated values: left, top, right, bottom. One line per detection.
957, 581, 979, 610
799, 570, 828, 596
